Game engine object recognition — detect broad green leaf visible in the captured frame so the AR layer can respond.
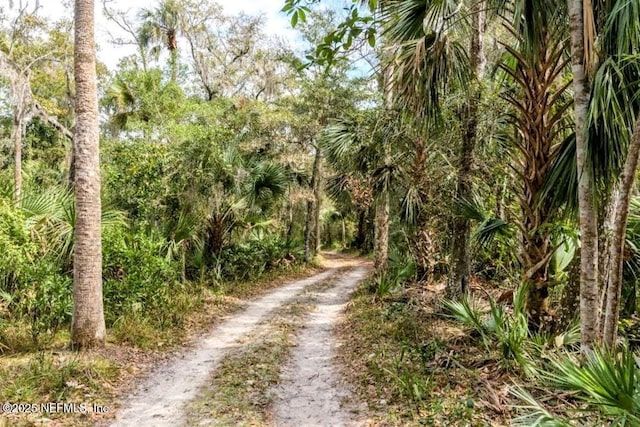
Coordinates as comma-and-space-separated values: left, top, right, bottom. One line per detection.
367, 30, 375, 47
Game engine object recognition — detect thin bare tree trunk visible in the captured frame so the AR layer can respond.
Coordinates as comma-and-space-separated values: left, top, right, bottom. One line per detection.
304, 199, 313, 263
373, 55, 398, 273
373, 192, 389, 271
314, 148, 322, 252
448, 2, 485, 298
603, 117, 640, 347
568, 0, 600, 350
12, 113, 23, 204
286, 200, 294, 243
169, 47, 178, 84
0, 51, 74, 191
304, 143, 322, 262
9, 77, 30, 205
71, 0, 106, 349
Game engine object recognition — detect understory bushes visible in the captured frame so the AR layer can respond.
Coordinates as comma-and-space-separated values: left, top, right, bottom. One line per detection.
102, 226, 181, 326
214, 234, 305, 282
0, 200, 72, 347
0, 191, 306, 352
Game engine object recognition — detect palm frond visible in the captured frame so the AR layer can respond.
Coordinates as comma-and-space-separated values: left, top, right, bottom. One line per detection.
246, 162, 289, 213
444, 295, 487, 336
474, 217, 511, 248
542, 348, 640, 424
510, 385, 573, 426
540, 133, 578, 215
382, 0, 471, 117
400, 185, 421, 225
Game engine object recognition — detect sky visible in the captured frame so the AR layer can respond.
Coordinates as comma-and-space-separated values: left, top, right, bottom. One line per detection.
39, 0, 301, 70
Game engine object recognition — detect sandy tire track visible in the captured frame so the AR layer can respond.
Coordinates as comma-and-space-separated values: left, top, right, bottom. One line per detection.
109, 268, 340, 427
272, 266, 370, 427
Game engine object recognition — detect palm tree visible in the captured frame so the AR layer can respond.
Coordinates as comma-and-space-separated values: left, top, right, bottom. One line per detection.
103, 73, 137, 137
71, 0, 106, 349
102, 69, 167, 138
382, 0, 485, 297
541, 0, 640, 346
322, 109, 400, 271
139, 0, 182, 83
497, 0, 573, 328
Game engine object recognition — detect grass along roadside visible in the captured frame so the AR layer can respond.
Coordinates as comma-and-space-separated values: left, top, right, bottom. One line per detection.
184, 268, 350, 427
336, 280, 506, 426
0, 262, 325, 427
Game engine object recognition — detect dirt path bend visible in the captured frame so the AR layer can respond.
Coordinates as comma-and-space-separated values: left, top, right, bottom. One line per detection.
110, 268, 339, 427
273, 266, 369, 427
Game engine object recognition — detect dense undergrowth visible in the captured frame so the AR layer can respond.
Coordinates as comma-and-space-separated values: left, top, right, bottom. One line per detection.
0, 132, 312, 426
0, 250, 313, 427
339, 254, 640, 426
0, 202, 305, 353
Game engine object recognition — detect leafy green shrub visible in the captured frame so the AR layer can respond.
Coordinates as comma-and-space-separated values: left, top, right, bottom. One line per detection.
102, 140, 174, 223
366, 249, 416, 300
444, 285, 533, 374
102, 226, 181, 326
215, 234, 302, 282
0, 199, 36, 288
368, 272, 399, 299
19, 265, 72, 344
0, 200, 72, 347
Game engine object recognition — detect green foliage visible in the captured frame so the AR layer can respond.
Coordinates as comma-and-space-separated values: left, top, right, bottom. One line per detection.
3, 265, 73, 346
102, 140, 173, 222
367, 249, 416, 299
20, 186, 126, 267
215, 233, 303, 282
0, 199, 72, 347
444, 285, 534, 374
513, 347, 640, 426
0, 198, 35, 285
102, 226, 181, 327
454, 192, 518, 280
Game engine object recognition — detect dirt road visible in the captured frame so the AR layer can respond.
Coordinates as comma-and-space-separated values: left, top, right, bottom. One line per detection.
110, 254, 370, 427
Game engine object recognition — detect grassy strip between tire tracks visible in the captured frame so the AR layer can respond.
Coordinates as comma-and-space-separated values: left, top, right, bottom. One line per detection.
184, 269, 349, 426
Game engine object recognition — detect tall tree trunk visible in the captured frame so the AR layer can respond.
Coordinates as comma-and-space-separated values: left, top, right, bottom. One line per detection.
13, 112, 23, 205
501, 32, 570, 329
304, 200, 313, 263
341, 218, 346, 247
11, 80, 30, 205
374, 191, 390, 271
603, 117, 640, 347
169, 44, 178, 83
373, 56, 397, 273
448, 3, 485, 298
568, 0, 599, 349
286, 199, 294, 243
408, 137, 433, 280
355, 208, 366, 249
314, 147, 322, 252
304, 143, 322, 262
71, 0, 106, 349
